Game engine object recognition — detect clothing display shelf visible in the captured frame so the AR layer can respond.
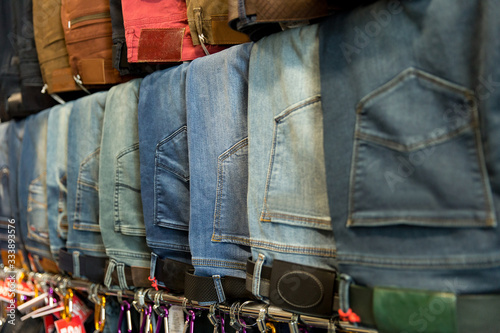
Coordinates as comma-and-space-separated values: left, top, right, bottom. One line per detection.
3, 268, 377, 332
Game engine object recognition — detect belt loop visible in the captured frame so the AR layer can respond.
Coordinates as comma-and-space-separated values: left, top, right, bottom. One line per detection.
212, 275, 226, 303
72, 251, 80, 278
339, 274, 353, 313
117, 262, 128, 289
252, 253, 266, 300
104, 259, 116, 287
150, 253, 158, 279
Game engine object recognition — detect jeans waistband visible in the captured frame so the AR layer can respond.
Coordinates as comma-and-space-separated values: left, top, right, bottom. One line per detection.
104, 260, 151, 289
184, 270, 253, 304
58, 249, 106, 283
153, 257, 193, 293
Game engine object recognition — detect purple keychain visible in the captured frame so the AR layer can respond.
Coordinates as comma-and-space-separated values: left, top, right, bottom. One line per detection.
117, 301, 132, 333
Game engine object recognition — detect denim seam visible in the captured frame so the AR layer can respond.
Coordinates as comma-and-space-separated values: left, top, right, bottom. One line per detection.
146, 240, 190, 252
66, 243, 106, 252
117, 262, 128, 289
213, 137, 248, 242
356, 123, 473, 153
192, 259, 246, 270
274, 95, 321, 123
357, 67, 475, 108
260, 212, 331, 225
106, 250, 150, 259
74, 147, 100, 230
339, 252, 500, 268
212, 234, 337, 256
57, 173, 68, 236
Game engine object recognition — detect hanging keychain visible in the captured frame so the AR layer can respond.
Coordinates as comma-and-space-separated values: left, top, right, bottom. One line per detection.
140, 305, 152, 333
265, 323, 276, 333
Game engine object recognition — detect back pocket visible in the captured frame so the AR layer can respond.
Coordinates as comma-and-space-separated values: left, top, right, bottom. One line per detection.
114, 142, 145, 236
154, 126, 190, 231
74, 148, 101, 232
348, 67, 496, 228
27, 173, 50, 244
261, 95, 331, 230
212, 138, 250, 244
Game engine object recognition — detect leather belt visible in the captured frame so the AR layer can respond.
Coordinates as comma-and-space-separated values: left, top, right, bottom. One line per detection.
58, 249, 107, 283
107, 263, 151, 288
184, 270, 253, 304
247, 258, 500, 332
348, 284, 500, 333
246, 259, 337, 317
154, 257, 193, 293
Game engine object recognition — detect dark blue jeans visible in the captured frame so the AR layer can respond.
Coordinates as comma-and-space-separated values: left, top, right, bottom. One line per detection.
320, 0, 500, 293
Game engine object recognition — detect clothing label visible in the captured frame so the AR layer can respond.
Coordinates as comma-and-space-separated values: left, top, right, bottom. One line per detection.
44, 315, 55, 333
168, 306, 184, 333
72, 294, 92, 323
54, 316, 84, 333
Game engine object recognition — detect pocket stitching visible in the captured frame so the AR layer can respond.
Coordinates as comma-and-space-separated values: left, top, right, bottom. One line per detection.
212, 137, 248, 242
74, 147, 100, 231
347, 68, 496, 227
114, 142, 146, 236
27, 172, 49, 244
261, 95, 331, 228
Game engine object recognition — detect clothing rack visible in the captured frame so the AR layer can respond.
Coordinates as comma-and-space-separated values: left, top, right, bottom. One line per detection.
3, 268, 377, 332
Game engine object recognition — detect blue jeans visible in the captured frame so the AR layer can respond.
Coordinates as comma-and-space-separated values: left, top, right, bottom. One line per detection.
0, 122, 11, 249
100, 79, 151, 285
185, 43, 253, 279
320, 0, 500, 293
66, 92, 108, 263
6, 120, 26, 254
138, 63, 192, 277
18, 109, 53, 260
46, 103, 73, 261
246, 23, 336, 282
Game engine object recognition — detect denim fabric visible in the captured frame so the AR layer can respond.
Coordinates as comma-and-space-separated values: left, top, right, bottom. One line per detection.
320, 0, 500, 293
0, 0, 20, 121
5, 120, 26, 253
186, 43, 253, 278
138, 64, 192, 274
0, 122, 11, 248
18, 109, 53, 260
46, 102, 73, 261
100, 79, 150, 271
247, 24, 336, 274
66, 92, 108, 262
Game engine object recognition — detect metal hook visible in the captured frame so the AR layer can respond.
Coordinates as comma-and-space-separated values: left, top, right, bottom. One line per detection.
237, 301, 257, 329
288, 313, 300, 333
155, 305, 169, 333
229, 302, 243, 331
266, 323, 277, 333
256, 304, 269, 333
140, 304, 152, 333
118, 300, 132, 333
133, 288, 146, 312
117, 290, 124, 305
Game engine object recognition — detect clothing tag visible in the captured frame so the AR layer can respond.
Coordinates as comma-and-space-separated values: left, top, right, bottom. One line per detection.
168, 306, 184, 333
44, 315, 56, 333
55, 316, 84, 333
17, 281, 36, 296
71, 294, 93, 323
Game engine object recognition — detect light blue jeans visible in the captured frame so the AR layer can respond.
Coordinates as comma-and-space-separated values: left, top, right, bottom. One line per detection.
138, 63, 192, 279
18, 109, 53, 260
186, 43, 253, 279
66, 92, 108, 266
100, 79, 151, 285
46, 102, 73, 261
247, 23, 336, 286
320, 0, 500, 293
